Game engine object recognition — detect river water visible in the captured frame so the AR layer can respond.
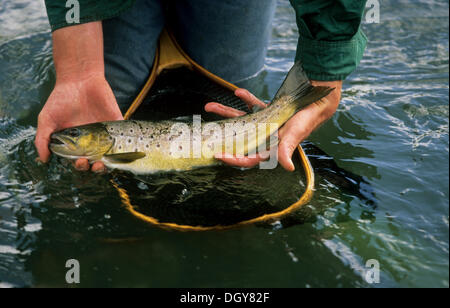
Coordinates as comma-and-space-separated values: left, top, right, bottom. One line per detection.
0, 0, 448, 287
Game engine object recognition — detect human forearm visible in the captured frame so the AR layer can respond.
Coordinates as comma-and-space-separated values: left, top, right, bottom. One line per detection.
52, 21, 104, 84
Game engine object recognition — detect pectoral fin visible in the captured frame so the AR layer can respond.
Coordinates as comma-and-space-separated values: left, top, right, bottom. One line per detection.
104, 152, 146, 163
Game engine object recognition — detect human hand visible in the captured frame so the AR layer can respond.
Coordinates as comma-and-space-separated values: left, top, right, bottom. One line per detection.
204, 81, 342, 171
35, 74, 123, 172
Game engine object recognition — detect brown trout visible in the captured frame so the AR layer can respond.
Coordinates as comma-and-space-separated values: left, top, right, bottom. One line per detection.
49, 62, 332, 174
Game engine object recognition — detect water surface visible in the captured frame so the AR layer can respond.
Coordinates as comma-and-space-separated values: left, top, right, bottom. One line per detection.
0, 0, 448, 287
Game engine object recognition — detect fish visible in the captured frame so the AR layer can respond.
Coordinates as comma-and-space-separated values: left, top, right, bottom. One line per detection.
49, 62, 333, 174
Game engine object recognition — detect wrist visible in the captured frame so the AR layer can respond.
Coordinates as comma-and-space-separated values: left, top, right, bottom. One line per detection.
311, 80, 342, 101
309, 80, 342, 120
311, 80, 342, 106
55, 61, 104, 84
54, 70, 106, 88
49, 73, 118, 113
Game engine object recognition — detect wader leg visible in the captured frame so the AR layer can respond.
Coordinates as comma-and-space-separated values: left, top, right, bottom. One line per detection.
171, 0, 277, 93
103, 0, 165, 112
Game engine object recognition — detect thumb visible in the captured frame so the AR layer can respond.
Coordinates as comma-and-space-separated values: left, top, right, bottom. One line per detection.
35, 118, 56, 163
278, 133, 302, 172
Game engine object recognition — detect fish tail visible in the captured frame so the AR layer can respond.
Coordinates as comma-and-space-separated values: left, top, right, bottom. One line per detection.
274, 61, 334, 112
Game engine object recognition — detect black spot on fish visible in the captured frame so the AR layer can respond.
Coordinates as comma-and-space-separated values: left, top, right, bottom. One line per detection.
179, 146, 183, 150
137, 122, 144, 132
157, 144, 160, 148
146, 145, 149, 148
118, 145, 122, 150
128, 139, 132, 143
130, 129, 134, 133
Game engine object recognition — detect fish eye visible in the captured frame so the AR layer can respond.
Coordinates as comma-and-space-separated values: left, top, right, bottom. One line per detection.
68, 128, 80, 138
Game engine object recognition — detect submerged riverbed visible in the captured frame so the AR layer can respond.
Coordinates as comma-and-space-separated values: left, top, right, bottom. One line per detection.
0, 0, 448, 287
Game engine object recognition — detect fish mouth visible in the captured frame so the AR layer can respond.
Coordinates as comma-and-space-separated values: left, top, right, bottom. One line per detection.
50, 136, 65, 145
49, 134, 77, 147
49, 134, 104, 160
49, 135, 78, 156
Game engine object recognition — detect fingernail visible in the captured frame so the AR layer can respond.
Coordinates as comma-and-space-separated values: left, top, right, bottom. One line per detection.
289, 159, 295, 172
93, 167, 106, 174
75, 164, 89, 171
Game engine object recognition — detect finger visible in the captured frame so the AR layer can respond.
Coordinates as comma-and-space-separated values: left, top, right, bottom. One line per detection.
214, 152, 270, 168
234, 88, 267, 111
91, 161, 107, 173
278, 137, 300, 172
276, 117, 306, 172
35, 118, 56, 163
278, 121, 311, 172
205, 102, 247, 118
74, 158, 90, 171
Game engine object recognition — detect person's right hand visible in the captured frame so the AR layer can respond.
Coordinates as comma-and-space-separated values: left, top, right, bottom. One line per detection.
35, 74, 123, 172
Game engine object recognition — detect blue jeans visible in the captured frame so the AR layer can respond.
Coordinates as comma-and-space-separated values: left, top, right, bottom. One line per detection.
102, 0, 277, 111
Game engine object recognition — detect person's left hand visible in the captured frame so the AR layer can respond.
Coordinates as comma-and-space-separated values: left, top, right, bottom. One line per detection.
205, 80, 342, 171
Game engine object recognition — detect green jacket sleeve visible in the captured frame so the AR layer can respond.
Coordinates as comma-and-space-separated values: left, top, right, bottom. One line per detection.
289, 0, 368, 81
44, 0, 135, 32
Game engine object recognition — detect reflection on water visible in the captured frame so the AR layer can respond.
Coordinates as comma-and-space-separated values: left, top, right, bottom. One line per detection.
0, 0, 448, 287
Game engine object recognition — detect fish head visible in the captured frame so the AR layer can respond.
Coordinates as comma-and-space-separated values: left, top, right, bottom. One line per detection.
49, 123, 114, 160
